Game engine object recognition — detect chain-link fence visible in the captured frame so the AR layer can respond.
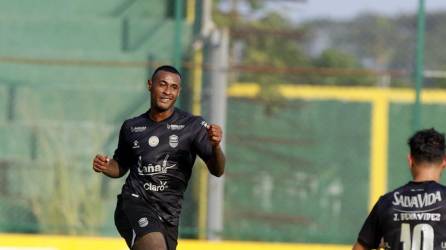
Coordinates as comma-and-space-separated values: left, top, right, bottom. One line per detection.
2, 0, 446, 246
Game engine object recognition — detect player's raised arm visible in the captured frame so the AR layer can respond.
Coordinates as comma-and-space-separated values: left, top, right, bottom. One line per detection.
92, 154, 128, 178
204, 124, 225, 177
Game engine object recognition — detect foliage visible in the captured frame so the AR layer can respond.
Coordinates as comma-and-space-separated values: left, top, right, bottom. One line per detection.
310, 49, 377, 86
214, 1, 378, 87
18, 127, 109, 235
215, 0, 446, 88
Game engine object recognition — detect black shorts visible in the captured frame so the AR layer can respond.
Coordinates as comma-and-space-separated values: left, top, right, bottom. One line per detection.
114, 193, 178, 250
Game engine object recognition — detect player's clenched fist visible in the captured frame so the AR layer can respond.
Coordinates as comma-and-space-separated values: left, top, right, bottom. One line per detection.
207, 124, 222, 147
92, 154, 110, 173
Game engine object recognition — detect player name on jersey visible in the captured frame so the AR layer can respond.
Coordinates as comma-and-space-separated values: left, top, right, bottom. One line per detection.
392, 191, 442, 208
394, 212, 441, 221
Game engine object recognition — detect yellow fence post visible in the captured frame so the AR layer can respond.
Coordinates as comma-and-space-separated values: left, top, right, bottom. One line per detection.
369, 93, 389, 210
186, 0, 196, 24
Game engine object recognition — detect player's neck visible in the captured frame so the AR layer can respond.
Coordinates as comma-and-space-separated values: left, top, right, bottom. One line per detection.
148, 107, 174, 122
411, 167, 442, 183
412, 176, 440, 183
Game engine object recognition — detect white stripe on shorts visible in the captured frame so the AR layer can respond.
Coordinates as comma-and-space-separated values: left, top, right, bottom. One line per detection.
131, 229, 136, 248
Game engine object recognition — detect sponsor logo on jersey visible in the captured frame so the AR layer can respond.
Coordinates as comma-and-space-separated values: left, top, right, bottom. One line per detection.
169, 135, 179, 148
148, 136, 159, 147
200, 120, 210, 129
131, 126, 147, 133
132, 140, 140, 149
144, 181, 168, 192
167, 124, 185, 130
137, 154, 176, 176
138, 217, 149, 227
392, 191, 442, 208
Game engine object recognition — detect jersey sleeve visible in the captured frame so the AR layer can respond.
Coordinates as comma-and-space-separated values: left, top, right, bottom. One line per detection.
356, 198, 383, 249
192, 117, 214, 162
112, 122, 131, 171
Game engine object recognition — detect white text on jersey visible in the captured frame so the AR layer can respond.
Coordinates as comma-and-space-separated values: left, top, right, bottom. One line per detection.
392, 191, 442, 208
137, 154, 176, 176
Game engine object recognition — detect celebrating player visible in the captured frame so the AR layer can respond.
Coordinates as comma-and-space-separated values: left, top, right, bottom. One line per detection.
353, 128, 446, 250
92, 65, 225, 250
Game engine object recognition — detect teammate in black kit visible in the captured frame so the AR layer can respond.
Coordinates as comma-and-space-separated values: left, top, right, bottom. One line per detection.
353, 128, 446, 250
92, 65, 225, 250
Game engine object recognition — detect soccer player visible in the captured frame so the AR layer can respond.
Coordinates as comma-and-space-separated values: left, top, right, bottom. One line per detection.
353, 128, 446, 250
92, 65, 225, 250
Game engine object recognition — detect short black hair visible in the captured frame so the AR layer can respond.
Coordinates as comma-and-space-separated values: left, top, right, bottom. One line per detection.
151, 65, 182, 81
408, 128, 445, 164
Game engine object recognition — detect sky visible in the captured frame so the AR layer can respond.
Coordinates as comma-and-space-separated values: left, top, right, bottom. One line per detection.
263, 0, 446, 23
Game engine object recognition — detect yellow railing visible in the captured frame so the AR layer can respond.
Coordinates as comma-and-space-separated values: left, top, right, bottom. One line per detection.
0, 234, 350, 250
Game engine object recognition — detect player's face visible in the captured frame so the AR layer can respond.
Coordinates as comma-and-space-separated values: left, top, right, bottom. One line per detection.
148, 71, 181, 112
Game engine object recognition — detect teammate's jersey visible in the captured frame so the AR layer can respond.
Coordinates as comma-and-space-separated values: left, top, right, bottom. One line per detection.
357, 181, 446, 250
113, 108, 213, 226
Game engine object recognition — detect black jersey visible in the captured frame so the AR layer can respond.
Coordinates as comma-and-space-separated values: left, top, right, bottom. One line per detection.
357, 181, 446, 250
113, 108, 213, 226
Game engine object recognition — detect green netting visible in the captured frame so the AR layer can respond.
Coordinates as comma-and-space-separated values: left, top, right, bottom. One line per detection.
14, 86, 148, 123
0, 0, 170, 19
118, 0, 168, 19
0, 18, 122, 52
137, 21, 193, 53
388, 102, 446, 191
0, 122, 125, 235
0, 18, 191, 56
0, 158, 124, 235
33, 124, 118, 160
0, 63, 148, 88
223, 98, 371, 244
0, 0, 195, 237
0, 124, 33, 159
0, 196, 38, 233
0, 0, 123, 18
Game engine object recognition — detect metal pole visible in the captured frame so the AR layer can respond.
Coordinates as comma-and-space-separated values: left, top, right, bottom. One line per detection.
201, 0, 214, 37
204, 28, 229, 240
413, 0, 425, 131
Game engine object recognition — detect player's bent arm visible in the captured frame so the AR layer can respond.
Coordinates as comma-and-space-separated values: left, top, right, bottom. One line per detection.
352, 242, 369, 250
93, 154, 128, 178
102, 159, 128, 178
205, 145, 225, 177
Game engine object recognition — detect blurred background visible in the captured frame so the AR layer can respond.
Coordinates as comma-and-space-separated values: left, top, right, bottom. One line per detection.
2, 0, 446, 249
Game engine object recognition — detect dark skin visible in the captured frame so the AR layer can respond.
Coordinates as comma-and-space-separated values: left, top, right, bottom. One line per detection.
92, 69, 226, 249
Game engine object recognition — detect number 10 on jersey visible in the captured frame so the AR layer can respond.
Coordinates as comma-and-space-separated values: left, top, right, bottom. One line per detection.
400, 223, 434, 250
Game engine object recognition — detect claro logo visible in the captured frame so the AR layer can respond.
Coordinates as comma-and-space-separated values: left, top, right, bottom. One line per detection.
144, 181, 168, 192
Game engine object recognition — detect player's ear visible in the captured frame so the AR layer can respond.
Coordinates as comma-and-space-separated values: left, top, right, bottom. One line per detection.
442, 155, 446, 169
407, 154, 414, 169
148, 79, 153, 92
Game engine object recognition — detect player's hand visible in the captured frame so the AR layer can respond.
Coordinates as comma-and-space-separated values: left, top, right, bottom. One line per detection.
92, 154, 110, 173
207, 124, 222, 147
